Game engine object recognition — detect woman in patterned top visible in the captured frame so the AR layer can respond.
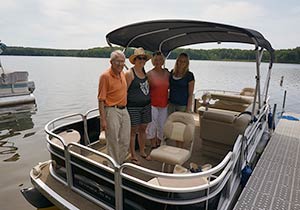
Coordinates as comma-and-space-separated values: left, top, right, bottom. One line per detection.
125, 48, 152, 165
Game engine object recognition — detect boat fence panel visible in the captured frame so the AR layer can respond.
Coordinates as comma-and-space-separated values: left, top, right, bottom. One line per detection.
43, 106, 270, 210
51, 142, 120, 209
48, 133, 235, 210
118, 153, 233, 209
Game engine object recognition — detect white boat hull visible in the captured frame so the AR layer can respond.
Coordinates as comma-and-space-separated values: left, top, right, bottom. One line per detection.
0, 94, 36, 115
0, 94, 35, 107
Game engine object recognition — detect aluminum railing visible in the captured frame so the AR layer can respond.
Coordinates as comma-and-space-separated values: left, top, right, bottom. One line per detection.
43, 108, 251, 210
119, 152, 233, 209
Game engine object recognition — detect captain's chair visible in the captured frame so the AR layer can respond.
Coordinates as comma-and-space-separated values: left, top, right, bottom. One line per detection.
150, 112, 195, 171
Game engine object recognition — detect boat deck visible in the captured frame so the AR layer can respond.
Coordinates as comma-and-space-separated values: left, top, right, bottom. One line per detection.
234, 112, 300, 210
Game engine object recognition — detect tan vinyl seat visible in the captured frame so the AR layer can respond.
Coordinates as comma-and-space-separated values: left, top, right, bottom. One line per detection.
51, 129, 81, 148
197, 89, 254, 113
150, 112, 195, 171
240, 87, 255, 96
200, 108, 251, 145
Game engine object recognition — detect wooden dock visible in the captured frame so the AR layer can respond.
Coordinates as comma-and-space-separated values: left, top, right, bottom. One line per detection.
234, 112, 300, 210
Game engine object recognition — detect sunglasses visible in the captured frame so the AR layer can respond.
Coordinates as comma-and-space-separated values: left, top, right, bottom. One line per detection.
136, 56, 147, 60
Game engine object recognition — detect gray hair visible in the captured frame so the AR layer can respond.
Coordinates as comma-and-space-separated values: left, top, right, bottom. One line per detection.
110, 50, 125, 61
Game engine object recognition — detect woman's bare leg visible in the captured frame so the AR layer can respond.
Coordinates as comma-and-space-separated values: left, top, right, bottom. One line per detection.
138, 124, 148, 157
130, 126, 138, 160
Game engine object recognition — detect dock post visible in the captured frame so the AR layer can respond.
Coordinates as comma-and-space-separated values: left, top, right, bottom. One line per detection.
282, 90, 287, 114
271, 104, 277, 131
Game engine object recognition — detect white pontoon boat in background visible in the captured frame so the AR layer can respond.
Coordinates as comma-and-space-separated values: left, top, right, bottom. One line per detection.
22, 20, 275, 210
0, 42, 36, 115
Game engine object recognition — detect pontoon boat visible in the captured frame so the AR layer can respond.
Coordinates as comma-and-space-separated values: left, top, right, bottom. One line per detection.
0, 42, 36, 114
21, 20, 275, 210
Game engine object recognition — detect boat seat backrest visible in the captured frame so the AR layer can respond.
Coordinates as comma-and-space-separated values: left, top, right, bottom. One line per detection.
150, 112, 195, 170
164, 113, 195, 144
200, 108, 251, 146
210, 93, 254, 104
0, 71, 29, 85
211, 93, 253, 112
198, 92, 254, 113
240, 87, 255, 96
210, 100, 250, 112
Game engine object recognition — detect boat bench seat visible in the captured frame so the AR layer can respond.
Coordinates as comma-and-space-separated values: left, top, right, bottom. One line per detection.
148, 176, 208, 188
51, 129, 81, 148
199, 106, 251, 146
210, 93, 254, 104
198, 93, 254, 113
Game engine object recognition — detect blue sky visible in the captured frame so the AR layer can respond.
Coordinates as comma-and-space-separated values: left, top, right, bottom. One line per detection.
1, 0, 299, 50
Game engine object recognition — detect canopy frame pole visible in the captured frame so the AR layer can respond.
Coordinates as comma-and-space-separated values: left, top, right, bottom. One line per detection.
263, 61, 273, 104
158, 33, 187, 54
251, 38, 264, 118
125, 29, 169, 49
257, 48, 264, 109
257, 48, 264, 108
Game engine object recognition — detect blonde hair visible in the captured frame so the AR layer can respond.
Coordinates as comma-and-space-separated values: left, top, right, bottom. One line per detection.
151, 51, 165, 66
173, 53, 189, 76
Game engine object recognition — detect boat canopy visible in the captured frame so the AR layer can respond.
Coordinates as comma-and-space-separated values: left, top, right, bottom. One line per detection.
106, 19, 274, 63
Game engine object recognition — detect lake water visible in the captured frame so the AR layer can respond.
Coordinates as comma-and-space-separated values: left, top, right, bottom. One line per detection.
0, 56, 299, 209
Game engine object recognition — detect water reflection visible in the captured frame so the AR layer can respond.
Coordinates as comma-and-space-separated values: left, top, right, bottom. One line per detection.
0, 111, 35, 162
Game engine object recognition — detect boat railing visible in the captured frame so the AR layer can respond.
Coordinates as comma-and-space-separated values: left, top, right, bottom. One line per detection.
240, 102, 269, 169
244, 103, 268, 138
50, 140, 232, 209
46, 113, 235, 210
45, 108, 99, 147
118, 152, 233, 208
45, 113, 85, 146
44, 107, 264, 209
83, 108, 99, 145
54, 141, 121, 210
45, 116, 86, 193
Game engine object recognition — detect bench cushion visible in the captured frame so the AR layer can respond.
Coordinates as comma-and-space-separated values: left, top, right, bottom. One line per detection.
199, 108, 251, 146
211, 93, 253, 104
51, 129, 81, 147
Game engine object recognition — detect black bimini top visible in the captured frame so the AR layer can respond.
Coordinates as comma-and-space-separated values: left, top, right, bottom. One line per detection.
106, 19, 274, 62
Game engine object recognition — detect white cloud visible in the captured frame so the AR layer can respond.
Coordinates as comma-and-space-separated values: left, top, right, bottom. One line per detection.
0, 0, 299, 49
200, 1, 265, 24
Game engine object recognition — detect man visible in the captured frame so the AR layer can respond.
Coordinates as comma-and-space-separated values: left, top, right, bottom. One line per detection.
98, 50, 130, 165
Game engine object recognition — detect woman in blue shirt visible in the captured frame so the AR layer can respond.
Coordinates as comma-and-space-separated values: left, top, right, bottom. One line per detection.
169, 53, 195, 114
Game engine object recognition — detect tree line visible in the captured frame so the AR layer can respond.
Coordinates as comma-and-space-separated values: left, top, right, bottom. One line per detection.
1, 46, 300, 64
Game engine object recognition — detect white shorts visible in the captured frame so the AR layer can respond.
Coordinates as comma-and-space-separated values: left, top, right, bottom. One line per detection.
146, 106, 168, 140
